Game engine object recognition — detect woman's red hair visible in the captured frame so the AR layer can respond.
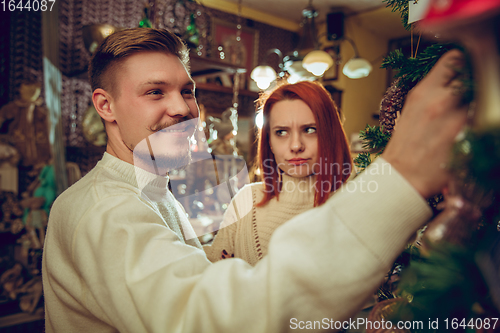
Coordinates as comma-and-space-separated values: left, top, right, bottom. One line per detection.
256, 80, 352, 207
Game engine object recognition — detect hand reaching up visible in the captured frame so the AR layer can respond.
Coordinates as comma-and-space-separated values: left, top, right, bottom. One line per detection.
382, 49, 469, 198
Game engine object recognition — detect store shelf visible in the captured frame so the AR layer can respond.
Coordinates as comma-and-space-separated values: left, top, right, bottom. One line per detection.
0, 307, 43, 329
195, 83, 258, 98
190, 54, 247, 78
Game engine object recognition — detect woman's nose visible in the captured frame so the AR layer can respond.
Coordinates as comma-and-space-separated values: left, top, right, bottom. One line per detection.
290, 133, 304, 153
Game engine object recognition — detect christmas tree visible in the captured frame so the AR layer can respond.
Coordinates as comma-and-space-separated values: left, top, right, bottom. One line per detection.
358, 1, 500, 331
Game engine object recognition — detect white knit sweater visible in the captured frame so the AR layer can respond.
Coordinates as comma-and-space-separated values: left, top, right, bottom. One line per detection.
43, 154, 432, 333
204, 174, 318, 265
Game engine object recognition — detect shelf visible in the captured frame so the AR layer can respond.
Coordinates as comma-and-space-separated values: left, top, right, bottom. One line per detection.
0, 307, 44, 328
190, 54, 247, 79
195, 83, 258, 98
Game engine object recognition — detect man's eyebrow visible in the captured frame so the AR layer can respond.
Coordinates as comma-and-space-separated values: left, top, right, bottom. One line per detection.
138, 80, 168, 88
184, 80, 195, 88
138, 80, 195, 89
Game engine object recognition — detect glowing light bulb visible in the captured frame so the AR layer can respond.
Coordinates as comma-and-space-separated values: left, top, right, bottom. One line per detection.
302, 50, 333, 76
250, 65, 277, 90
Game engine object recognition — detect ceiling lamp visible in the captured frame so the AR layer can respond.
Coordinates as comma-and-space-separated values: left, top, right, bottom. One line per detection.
283, 0, 334, 79
249, 1, 335, 89
250, 65, 277, 90
282, 51, 313, 81
250, 48, 284, 90
342, 37, 372, 79
303, 50, 334, 76
343, 58, 372, 79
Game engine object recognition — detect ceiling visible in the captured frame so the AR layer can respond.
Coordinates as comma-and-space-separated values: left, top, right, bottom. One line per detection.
223, 0, 387, 23
216, 0, 409, 39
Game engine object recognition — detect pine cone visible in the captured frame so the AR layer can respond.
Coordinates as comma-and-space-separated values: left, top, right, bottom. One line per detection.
379, 76, 417, 134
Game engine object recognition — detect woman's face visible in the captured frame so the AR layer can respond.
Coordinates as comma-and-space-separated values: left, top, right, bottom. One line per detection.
268, 99, 318, 178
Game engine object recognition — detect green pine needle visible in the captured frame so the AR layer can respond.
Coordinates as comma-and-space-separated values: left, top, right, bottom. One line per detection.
382, 44, 457, 86
359, 124, 392, 154
391, 243, 491, 331
381, 49, 410, 70
353, 152, 372, 172
383, 0, 412, 30
353, 125, 392, 173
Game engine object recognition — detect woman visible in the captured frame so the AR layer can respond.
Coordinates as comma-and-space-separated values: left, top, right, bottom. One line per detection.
204, 80, 352, 265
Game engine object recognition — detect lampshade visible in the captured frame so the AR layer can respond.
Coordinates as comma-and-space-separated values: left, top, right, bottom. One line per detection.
250, 65, 277, 90
342, 57, 372, 79
283, 53, 316, 81
302, 50, 334, 76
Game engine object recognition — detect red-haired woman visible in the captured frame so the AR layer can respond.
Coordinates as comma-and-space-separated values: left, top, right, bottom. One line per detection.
204, 81, 353, 265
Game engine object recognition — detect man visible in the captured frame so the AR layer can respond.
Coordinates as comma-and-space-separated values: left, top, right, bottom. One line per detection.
42, 28, 468, 332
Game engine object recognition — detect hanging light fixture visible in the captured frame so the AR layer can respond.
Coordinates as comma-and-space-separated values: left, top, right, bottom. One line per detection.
249, 0, 341, 88
342, 37, 372, 79
250, 66, 277, 90
283, 0, 333, 79
250, 49, 283, 90
303, 50, 334, 76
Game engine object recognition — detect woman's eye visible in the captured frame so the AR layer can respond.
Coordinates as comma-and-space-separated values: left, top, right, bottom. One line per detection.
305, 127, 317, 134
276, 130, 287, 137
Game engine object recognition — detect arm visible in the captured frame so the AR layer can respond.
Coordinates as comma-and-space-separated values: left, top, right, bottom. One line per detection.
45, 50, 466, 333
59, 163, 429, 333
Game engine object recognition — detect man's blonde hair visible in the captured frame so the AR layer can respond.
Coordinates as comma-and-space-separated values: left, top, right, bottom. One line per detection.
88, 28, 189, 96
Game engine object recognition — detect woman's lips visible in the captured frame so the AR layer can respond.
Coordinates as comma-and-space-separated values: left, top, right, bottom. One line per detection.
287, 158, 308, 166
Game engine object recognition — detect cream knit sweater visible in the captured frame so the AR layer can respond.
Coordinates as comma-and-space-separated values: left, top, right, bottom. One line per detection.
43, 154, 432, 333
204, 174, 317, 265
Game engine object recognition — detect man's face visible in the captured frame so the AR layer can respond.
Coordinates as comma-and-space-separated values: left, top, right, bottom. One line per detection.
109, 51, 199, 174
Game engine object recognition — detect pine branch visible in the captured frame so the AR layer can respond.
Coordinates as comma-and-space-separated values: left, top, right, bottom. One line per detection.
398, 44, 456, 82
383, 0, 412, 30
382, 44, 470, 92
353, 152, 372, 172
360, 124, 392, 154
381, 49, 411, 70
354, 125, 391, 173
391, 243, 490, 330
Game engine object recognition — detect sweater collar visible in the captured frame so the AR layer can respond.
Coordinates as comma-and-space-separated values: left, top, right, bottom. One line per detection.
99, 152, 170, 193
279, 173, 316, 204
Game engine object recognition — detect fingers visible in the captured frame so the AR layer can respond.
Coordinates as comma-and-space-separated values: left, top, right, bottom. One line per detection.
402, 50, 468, 121
449, 79, 468, 98
428, 49, 465, 87
382, 49, 470, 198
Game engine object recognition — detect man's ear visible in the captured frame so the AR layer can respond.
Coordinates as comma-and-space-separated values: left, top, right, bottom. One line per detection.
92, 88, 115, 123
